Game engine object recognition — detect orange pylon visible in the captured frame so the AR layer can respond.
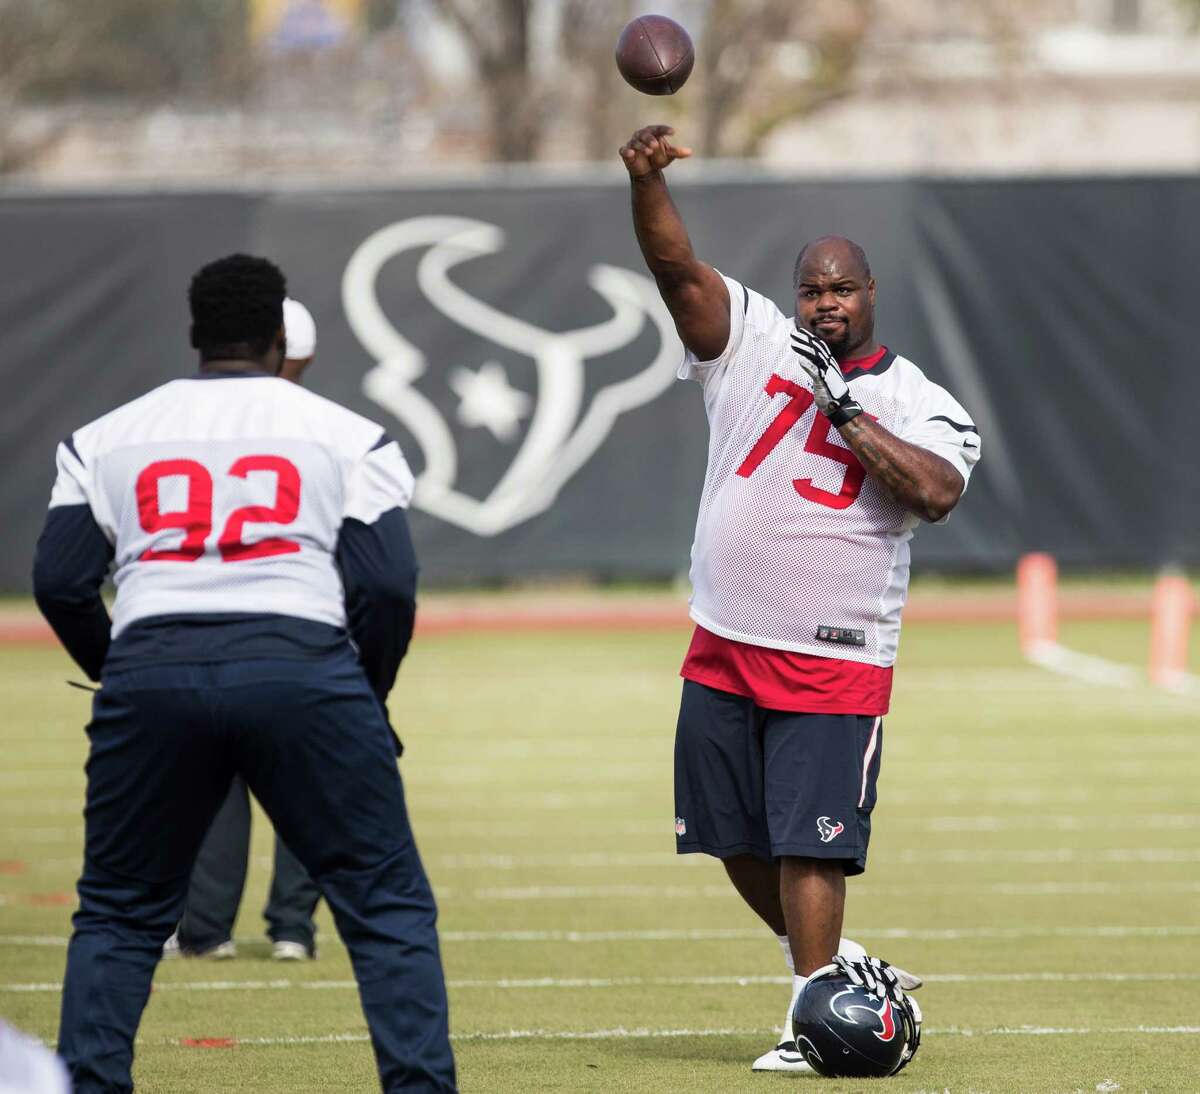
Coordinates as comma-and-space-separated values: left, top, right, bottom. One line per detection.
1017, 553, 1058, 657
1149, 570, 1194, 689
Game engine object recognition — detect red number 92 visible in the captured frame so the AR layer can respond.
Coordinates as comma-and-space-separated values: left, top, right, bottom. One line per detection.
136, 456, 301, 563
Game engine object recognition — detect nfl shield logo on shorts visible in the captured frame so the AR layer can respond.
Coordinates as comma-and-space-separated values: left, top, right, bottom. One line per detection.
674, 816, 687, 837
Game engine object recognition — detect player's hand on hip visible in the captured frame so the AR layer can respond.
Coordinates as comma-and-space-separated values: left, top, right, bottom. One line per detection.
790, 327, 864, 427
620, 125, 692, 178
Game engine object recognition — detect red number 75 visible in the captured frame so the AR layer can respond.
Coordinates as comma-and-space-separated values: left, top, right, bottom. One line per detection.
735, 374, 871, 510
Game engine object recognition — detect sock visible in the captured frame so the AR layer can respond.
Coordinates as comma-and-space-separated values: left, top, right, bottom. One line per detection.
781, 972, 808, 1041
780, 936, 864, 976
776, 933, 795, 974
838, 936, 867, 962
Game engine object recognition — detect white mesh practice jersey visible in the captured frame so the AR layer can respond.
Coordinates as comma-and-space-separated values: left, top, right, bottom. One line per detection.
48, 375, 415, 638
680, 275, 981, 667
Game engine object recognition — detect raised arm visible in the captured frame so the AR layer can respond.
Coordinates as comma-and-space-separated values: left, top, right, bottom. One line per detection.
620, 125, 730, 360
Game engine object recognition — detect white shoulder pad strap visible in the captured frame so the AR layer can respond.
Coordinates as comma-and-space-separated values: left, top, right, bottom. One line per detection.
343, 435, 416, 524
48, 434, 90, 510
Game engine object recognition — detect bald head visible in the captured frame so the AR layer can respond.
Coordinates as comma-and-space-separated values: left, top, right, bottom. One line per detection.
792, 236, 877, 361
793, 236, 871, 289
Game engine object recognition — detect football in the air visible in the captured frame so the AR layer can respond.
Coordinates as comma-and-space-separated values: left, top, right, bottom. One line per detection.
615, 15, 695, 96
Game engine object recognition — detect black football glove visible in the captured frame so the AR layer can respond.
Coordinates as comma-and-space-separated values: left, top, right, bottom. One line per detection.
789, 327, 864, 427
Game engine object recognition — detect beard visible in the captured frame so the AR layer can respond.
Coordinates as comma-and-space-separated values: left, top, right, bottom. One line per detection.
806, 317, 852, 357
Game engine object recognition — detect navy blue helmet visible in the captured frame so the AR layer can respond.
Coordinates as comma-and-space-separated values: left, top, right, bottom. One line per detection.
792, 962, 922, 1078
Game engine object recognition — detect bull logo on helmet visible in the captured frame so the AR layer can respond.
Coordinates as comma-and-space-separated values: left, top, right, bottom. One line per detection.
342, 216, 680, 536
830, 987, 897, 1043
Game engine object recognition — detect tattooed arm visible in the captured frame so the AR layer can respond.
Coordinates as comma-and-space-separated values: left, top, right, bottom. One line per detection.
787, 331, 967, 522
837, 415, 965, 523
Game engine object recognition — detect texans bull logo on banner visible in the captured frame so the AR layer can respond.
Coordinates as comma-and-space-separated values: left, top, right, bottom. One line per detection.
342, 216, 681, 537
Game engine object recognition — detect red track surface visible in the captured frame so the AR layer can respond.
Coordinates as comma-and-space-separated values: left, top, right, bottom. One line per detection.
0, 590, 1176, 644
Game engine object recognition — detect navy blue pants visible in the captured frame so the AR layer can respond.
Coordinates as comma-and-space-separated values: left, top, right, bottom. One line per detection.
57, 650, 456, 1093
177, 775, 322, 954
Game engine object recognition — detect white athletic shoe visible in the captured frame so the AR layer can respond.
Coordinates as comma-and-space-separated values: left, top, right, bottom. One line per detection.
271, 940, 312, 962
752, 981, 813, 1073
751, 1041, 813, 1073
163, 934, 236, 960
195, 939, 237, 960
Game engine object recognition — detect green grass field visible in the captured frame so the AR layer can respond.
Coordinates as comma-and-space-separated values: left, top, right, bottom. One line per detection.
2, 614, 1199, 1092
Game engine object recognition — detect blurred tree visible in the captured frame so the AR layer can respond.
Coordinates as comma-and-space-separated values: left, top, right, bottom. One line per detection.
430, 0, 539, 161
559, 0, 636, 161
1174, 0, 1200, 25
0, 0, 97, 170
428, 0, 873, 162
694, 0, 873, 157
1, 0, 249, 171
366, 0, 403, 32
28, 0, 251, 102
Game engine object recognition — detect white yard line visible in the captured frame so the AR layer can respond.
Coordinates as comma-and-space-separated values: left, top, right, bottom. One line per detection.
914, 813, 1200, 832
4, 924, 1197, 951
1025, 642, 1141, 689
470, 880, 1200, 901
887, 787, 1200, 805
5, 971, 1200, 995
138, 1024, 1200, 1047
13, 808, 1194, 853
428, 847, 1200, 869
42, 841, 1198, 868
436, 925, 1200, 943
895, 848, 1200, 864
0, 935, 69, 947
9, 809, 1199, 833
1155, 671, 1200, 697
449, 1024, 1200, 1041
32, 1022, 1200, 1049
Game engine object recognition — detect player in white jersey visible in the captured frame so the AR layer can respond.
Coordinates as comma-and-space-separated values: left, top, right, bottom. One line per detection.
0, 1021, 70, 1094
620, 126, 979, 1073
32, 255, 455, 1093
167, 294, 324, 964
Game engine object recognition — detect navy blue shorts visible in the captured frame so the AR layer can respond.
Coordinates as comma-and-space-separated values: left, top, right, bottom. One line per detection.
673, 680, 883, 875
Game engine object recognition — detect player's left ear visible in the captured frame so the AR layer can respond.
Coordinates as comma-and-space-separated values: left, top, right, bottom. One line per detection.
867, 279, 876, 306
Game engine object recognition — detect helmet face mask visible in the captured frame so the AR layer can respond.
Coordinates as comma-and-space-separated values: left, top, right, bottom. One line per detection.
792, 963, 922, 1078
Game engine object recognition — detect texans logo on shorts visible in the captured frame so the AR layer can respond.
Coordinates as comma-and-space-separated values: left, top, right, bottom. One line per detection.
816, 816, 844, 843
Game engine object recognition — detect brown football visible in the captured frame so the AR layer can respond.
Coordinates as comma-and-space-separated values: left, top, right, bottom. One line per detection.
615, 15, 695, 96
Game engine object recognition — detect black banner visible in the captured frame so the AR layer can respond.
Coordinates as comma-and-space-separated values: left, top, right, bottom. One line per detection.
3, 174, 1196, 589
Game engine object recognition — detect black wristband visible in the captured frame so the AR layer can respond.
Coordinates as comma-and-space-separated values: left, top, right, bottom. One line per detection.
826, 398, 864, 428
